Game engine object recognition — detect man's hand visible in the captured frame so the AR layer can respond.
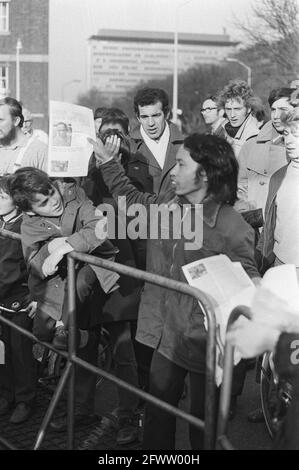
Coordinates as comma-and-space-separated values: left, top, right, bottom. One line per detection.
88, 135, 121, 166
42, 243, 74, 277
24, 301, 38, 319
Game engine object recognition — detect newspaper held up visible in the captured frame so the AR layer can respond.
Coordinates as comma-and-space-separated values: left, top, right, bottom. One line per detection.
48, 101, 96, 177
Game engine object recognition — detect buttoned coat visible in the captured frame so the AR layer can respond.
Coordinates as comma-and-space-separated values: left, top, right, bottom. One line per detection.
237, 121, 287, 214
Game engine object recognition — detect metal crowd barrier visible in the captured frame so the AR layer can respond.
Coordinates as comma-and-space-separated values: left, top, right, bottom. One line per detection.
216, 306, 252, 450
0, 227, 217, 450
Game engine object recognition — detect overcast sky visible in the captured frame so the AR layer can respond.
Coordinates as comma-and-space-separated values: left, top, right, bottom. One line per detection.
49, 0, 254, 101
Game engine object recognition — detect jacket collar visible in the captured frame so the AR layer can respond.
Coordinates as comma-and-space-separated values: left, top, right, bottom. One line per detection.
54, 179, 77, 204
169, 195, 221, 228
130, 121, 183, 144
256, 120, 281, 143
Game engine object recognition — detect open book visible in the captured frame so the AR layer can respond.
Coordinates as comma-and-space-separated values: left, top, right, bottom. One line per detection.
182, 254, 256, 386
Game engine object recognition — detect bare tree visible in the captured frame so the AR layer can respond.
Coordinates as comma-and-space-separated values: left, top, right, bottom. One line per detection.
236, 0, 299, 76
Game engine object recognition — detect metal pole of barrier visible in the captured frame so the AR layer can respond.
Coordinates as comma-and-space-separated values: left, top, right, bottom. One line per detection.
0, 230, 218, 450
33, 362, 73, 450
68, 252, 217, 450
67, 256, 77, 450
216, 306, 252, 449
0, 227, 21, 240
0, 436, 17, 450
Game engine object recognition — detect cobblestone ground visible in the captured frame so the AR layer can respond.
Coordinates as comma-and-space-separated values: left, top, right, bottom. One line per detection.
0, 368, 272, 451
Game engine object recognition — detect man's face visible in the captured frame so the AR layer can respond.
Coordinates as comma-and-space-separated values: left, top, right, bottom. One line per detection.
137, 101, 166, 141
201, 99, 219, 125
94, 117, 103, 135
271, 98, 294, 132
224, 98, 249, 127
22, 111, 33, 135
0, 104, 17, 143
29, 186, 64, 217
0, 190, 15, 216
283, 122, 299, 162
57, 124, 68, 138
170, 146, 207, 201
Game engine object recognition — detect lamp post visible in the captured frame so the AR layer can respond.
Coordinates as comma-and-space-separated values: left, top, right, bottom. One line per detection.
226, 57, 252, 87
16, 38, 22, 101
173, 0, 194, 123
61, 79, 81, 102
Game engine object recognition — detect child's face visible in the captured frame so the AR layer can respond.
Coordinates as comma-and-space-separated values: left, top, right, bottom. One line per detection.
29, 186, 64, 217
0, 190, 15, 216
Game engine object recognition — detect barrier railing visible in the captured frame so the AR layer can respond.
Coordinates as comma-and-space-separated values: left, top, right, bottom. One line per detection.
0, 228, 217, 450
216, 306, 252, 450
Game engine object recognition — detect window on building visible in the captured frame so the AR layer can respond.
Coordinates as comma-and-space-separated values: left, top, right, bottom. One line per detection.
0, 65, 8, 96
0, 1, 9, 32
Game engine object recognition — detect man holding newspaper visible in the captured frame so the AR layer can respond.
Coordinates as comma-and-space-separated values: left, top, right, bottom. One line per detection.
89, 132, 260, 450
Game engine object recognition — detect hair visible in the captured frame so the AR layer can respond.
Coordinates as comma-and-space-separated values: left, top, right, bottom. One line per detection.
217, 79, 255, 109
133, 88, 169, 116
0, 175, 10, 195
7, 167, 54, 211
56, 121, 68, 129
98, 107, 129, 134
183, 134, 238, 205
281, 106, 299, 128
94, 107, 108, 120
0, 97, 24, 127
268, 87, 294, 107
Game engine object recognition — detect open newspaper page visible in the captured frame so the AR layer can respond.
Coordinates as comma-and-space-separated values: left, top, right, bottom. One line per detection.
48, 101, 96, 177
182, 254, 256, 386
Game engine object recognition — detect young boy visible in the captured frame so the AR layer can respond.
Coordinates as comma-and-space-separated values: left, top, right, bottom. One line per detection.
8, 167, 119, 430
0, 176, 36, 424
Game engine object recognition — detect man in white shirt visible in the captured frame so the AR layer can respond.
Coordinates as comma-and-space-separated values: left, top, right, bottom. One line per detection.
0, 98, 48, 176
130, 88, 183, 194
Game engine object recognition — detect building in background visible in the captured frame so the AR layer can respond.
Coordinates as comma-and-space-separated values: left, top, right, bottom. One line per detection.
0, 0, 49, 131
87, 29, 238, 101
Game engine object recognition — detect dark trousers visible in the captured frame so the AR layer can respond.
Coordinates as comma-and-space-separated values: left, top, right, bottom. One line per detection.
143, 350, 218, 450
131, 320, 153, 392
105, 321, 139, 416
33, 264, 104, 413
0, 310, 36, 405
231, 359, 248, 396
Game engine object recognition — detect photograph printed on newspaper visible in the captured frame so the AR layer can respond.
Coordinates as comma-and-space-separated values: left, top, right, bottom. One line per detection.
48, 100, 96, 177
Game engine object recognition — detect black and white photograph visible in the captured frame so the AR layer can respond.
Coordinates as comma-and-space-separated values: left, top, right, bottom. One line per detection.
0, 0, 299, 456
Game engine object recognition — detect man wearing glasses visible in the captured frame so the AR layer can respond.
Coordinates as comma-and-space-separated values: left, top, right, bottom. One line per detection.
201, 95, 226, 139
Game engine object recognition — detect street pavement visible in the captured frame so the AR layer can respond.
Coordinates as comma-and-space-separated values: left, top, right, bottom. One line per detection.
0, 366, 272, 450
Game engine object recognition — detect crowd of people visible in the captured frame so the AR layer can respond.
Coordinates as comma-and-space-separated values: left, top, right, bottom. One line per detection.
0, 77, 299, 450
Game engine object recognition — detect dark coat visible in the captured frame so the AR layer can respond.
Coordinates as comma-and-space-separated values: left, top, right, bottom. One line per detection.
0, 213, 29, 306
21, 181, 118, 321
130, 122, 184, 194
100, 158, 259, 373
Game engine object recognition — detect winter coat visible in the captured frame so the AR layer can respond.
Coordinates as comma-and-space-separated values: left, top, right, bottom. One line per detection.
21, 181, 118, 322
100, 158, 259, 373
237, 121, 287, 214
130, 122, 183, 194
